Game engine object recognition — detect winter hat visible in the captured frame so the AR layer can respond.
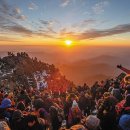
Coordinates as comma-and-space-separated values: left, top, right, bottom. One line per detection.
85, 115, 100, 130
72, 100, 78, 108
119, 114, 130, 130
0, 98, 11, 108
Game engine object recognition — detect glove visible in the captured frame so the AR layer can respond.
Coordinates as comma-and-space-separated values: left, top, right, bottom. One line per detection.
117, 65, 122, 68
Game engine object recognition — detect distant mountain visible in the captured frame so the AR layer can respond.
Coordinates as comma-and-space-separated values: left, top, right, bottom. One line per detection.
59, 55, 124, 85
0, 45, 130, 86
87, 55, 120, 65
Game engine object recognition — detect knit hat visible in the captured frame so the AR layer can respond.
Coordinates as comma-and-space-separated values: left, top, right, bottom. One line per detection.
85, 115, 100, 130
119, 114, 130, 130
0, 98, 11, 108
72, 100, 78, 108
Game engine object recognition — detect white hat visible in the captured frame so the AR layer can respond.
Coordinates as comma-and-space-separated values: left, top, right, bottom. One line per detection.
72, 100, 78, 108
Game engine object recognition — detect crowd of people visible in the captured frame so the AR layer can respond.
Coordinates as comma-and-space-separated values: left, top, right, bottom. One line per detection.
0, 65, 130, 130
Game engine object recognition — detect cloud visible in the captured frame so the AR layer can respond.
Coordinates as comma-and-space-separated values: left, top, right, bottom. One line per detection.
4, 25, 33, 36
60, 0, 71, 7
13, 8, 21, 14
92, 1, 109, 14
0, 0, 27, 21
60, 23, 130, 40
28, 2, 38, 10
0, 0, 10, 15
40, 20, 54, 27
0, 1, 56, 39
16, 15, 27, 20
0, 36, 20, 42
39, 20, 57, 34
12, 8, 27, 20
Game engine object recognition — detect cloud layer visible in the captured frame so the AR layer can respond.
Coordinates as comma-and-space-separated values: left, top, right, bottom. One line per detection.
60, 23, 130, 40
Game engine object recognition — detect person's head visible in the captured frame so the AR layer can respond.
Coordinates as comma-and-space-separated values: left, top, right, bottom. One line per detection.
38, 108, 48, 119
114, 81, 120, 89
72, 100, 79, 109
85, 115, 100, 130
4, 93, 8, 98
33, 98, 44, 110
17, 101, 26, 111
103, 92, 111, 99
12, 110, 23, 120
0, 97, 11, 108
70, 124, 87, 130
119, 114, 130, 130
27, 114, 38, 127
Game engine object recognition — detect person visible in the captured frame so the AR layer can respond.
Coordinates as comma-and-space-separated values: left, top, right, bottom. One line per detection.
68, 100, 82, 128
70, 124, 87, 130
0, 109, 11, 130
118, 95, 130, 130
27, 114, 46, 130
78, 92, 88, 115
85, 115, 100, 130
0, 94, 11, 109
10, 110, 26, 130
97, 96, 117, 130
111, 81, 123, 101
49, 106, 62, 130
18, 90, 31, 106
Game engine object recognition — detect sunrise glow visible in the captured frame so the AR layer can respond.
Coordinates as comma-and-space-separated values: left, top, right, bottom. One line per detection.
65, 40, 73, 46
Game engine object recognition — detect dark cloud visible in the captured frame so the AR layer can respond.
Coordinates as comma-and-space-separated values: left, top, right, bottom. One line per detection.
0, 0, 10, 14
83, 19, 97, 25
72, 19, 97, 28
0, 0, 26, 23
4, 25, 33, 36
39, 20, 57, 34
40, 20, 55, 27
61, 23, 130, 40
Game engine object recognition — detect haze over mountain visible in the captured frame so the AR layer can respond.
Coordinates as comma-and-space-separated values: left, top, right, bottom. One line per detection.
0, 45, 130, 85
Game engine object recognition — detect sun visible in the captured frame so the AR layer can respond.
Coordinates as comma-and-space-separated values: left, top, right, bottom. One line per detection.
65, 40, 73, 46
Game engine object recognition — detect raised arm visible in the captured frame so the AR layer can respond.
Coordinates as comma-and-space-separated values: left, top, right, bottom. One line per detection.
117, 65, 130, 74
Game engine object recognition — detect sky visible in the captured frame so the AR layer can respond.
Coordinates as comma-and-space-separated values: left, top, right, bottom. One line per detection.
0, 0, 130, 46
